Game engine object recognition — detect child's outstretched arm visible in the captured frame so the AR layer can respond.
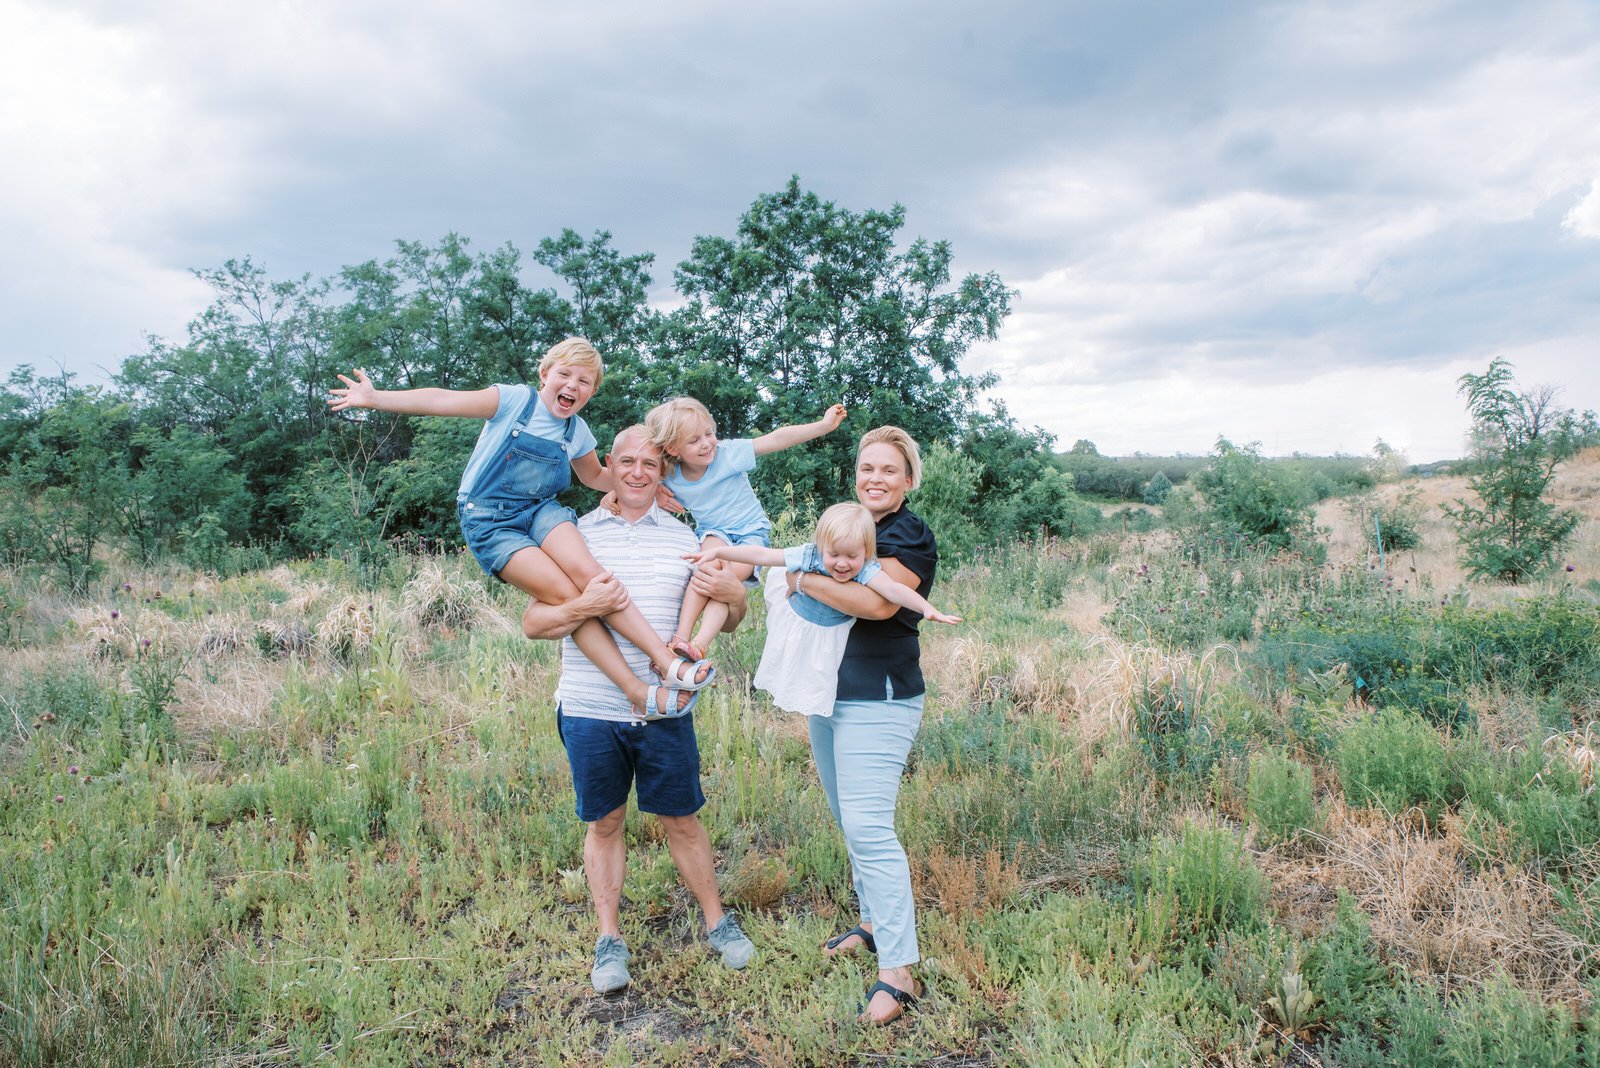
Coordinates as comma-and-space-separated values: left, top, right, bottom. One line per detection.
684, 543, 785, 569
328, 369, 499, 419
864, 572, 963, 625
752, 403, 848, 457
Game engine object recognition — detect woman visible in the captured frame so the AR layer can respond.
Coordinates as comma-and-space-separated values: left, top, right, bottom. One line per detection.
788, 426, 937, 1025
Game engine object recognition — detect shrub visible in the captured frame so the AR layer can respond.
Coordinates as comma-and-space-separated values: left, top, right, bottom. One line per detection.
1135, 824, 1267, 936
1443, 359, 1580, 582
1334, 708, 1453, 818
1246, 749, 1317, 843
1143, 470, 1173, 505
1193, 438, 1315, 550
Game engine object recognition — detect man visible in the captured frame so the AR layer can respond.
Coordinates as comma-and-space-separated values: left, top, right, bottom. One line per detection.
522, 424, 756, 994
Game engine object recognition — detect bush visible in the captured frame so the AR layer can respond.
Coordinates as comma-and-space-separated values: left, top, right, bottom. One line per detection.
1247, 749, 1317, 843
1135, 824, 1267, 936
1192, 438, 1315, 550
1334, 708, 1453, 818
1143, 470, 1173, 505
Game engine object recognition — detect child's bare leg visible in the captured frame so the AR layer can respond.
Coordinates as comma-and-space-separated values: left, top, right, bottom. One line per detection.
672, 534, 726, 658
540, 523, 711, 685
499, 546, 685, 712
689, 557, 756, 655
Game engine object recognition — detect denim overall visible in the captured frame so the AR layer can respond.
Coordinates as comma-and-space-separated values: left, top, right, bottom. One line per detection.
457, 391, 578, 578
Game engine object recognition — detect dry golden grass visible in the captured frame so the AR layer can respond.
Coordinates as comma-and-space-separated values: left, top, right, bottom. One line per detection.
1264, 800, 1594, 1004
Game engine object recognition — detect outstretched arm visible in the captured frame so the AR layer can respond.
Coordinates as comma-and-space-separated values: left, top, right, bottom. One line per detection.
327, 369, 500, 419
864, 572, 962, 625
684, 543, 786, 568
787, 554, 918, 621
753, 403, 847, 457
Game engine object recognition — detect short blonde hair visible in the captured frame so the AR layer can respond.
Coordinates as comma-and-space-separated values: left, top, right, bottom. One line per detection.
645, 397, 716, 460
857, 426, 922, 491
813, 502, 877, 559
539, 337, 604, 386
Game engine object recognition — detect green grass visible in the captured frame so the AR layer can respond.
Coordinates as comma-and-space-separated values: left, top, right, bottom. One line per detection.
3, 542, 1599, 1064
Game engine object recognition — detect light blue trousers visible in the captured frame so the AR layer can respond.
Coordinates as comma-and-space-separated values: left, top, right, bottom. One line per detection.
808, 693, 923, 969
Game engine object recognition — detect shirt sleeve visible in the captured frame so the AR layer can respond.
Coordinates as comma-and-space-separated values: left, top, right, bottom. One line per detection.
875, 509, 937, 593
783, 544, 811, 573
722, 439, 758, 474
496, 383, 530, 421
854, 560, 883, 586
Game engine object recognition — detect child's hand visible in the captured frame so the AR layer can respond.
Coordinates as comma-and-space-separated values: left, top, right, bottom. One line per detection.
598, 491, 622, 516
327, 368, 377, 411
820, 402, 847, 432
654, 483, 686, 514
683, 546, 725, 566
924, 607, 963, 625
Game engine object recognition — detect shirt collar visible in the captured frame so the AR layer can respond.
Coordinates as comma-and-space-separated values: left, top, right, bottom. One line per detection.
590, 501, 667, 528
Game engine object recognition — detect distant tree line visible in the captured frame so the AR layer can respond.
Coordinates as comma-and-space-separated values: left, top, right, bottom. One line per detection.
0, 179, 1097, 592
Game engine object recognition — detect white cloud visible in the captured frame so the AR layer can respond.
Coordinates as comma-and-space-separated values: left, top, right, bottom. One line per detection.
1565, 179, 1600, 238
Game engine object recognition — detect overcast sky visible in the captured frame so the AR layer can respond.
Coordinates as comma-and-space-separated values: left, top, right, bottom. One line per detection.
3, 0, 1598, 461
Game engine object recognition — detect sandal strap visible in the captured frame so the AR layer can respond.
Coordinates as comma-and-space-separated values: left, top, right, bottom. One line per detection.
865, 979, 917, 1006
825, 925, 877, 953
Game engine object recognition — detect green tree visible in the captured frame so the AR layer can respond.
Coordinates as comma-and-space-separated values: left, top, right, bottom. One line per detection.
914, 442, 982, 562
1143, 470, 1173, 505
1193, 438, 1314, 550
0, 385, 133, 592
659, 177, 1015, 506
1443, 359, 1580, 581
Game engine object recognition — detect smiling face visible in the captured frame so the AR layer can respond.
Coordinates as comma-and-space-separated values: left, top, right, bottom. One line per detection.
820, 539, 869, 583
855, 441, 911, 520
672, 416, 719, 471
607, 426, 664, 518
538, 361, 598, 419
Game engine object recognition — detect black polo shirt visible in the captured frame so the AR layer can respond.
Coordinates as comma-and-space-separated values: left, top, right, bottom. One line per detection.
835, 505, 938, 702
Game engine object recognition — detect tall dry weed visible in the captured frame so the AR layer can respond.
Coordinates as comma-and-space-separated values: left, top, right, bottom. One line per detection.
1076, 635, 1236, 753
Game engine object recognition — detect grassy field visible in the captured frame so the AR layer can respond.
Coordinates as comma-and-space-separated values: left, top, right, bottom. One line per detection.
3, 453, 1600, 1066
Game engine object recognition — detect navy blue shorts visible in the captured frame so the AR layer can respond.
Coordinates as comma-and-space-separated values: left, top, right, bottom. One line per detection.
556, 706, 705, 822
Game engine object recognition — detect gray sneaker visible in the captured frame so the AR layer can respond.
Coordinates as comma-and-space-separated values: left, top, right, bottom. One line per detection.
591, 934, 631, 993
706, 913, 755, 969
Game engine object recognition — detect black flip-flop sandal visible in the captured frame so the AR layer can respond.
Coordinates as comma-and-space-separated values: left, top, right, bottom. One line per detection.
860, 978, 920, 1025
823, 925, 877, 956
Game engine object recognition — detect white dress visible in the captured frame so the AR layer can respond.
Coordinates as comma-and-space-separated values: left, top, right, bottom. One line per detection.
753, 545, 881, 718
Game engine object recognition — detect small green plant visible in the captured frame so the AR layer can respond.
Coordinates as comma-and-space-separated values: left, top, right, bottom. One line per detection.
1136, 823, 1267, 936
1334, 708, 1453, 818
1247, 749, 1317, 843
1264, 952, 1319, 1039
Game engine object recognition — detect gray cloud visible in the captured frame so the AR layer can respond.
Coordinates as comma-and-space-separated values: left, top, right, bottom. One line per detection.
2, 0, 1597, 460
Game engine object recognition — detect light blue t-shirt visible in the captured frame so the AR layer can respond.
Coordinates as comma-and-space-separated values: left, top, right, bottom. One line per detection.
783, 543, 882, 627
455, 384, 597, 501
664, 438, 770, 542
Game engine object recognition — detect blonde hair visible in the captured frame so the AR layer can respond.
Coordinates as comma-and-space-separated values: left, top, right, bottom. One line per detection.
813, 502, 877, 559
539, 337, 604, 386
857, 425, 922, 491
645, 397, 716, 461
